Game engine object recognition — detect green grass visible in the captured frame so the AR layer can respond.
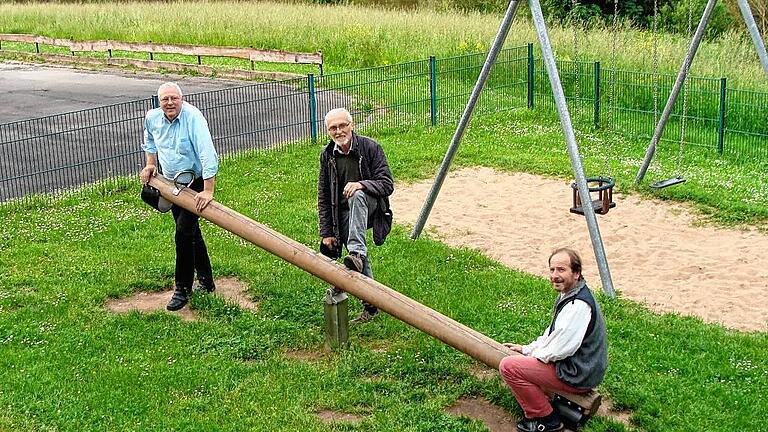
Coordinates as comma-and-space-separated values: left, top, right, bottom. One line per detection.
0, 3, 767, 430
0, 120, 766, 431
0, 1, 766, 88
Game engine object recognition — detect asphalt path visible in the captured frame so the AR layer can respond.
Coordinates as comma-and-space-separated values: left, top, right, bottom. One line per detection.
0, 63, 251, 123
0, 63, 348, 200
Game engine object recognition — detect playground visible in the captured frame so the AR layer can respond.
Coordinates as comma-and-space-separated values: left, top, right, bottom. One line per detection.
1, 1, 767, 431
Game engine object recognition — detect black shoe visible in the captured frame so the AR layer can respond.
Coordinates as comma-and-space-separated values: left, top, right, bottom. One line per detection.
166, 287, 190, 311
350, 309, 378, 324
516, 419, 564, 432
343, 253, 365, 273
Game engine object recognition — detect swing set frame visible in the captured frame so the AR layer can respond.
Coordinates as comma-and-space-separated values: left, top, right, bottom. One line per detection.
408, 0, 618, 297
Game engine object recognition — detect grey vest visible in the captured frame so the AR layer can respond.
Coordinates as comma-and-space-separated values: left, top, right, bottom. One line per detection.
549, 280, 608, 389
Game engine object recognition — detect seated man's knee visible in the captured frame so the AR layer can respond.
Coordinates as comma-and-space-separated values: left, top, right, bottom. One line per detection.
499, 355, 525, 379
349, 190, 369, 208
350, 189, 367, 201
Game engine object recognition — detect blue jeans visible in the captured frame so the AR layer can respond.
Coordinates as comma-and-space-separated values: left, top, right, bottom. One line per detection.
339, 190, 377, 276
339, 190, 378, 311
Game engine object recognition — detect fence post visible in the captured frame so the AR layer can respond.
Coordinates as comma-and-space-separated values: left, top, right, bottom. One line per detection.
594, 61, 600, 128
527, 43, 534, 108
718, 77, 726, 154
308, 74, 318, 145
429, 56, 437, 126
151, 95, 159, 109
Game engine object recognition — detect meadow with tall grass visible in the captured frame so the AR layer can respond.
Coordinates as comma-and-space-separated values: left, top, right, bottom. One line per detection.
1, 1, 766, 88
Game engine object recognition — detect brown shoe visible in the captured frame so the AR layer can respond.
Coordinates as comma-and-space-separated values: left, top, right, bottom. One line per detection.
343, 253, 365, 273
351, 309, 378, 324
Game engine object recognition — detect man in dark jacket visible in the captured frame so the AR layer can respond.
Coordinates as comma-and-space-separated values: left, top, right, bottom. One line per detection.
499, 248, 608, 432
318, 108, 394, 323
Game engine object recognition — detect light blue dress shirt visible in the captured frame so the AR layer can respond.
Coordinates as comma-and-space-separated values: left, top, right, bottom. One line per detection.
143, 101, 219, 180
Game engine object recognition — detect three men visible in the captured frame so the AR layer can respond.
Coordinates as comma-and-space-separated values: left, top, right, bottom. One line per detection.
140, 82, 218, 311
318, 108, 394, 323
499, 248, 608, 432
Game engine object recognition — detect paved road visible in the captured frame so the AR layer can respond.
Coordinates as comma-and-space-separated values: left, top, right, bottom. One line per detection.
0, 63, 348, 201
0, 63, 251, 123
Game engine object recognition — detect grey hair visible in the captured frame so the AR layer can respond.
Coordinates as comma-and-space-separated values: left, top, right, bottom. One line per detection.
157, 82, 183, 97
324, 108, 353, 127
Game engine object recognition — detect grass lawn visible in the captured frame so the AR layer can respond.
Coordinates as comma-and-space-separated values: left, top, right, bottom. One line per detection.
0, 117, 766, 431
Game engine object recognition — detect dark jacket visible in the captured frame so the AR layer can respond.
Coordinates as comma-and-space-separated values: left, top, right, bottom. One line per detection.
549, 280, 608, 389
318, 133, 394, 246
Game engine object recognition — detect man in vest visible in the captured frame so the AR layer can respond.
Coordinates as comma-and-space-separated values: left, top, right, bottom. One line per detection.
499, 248, 608, 432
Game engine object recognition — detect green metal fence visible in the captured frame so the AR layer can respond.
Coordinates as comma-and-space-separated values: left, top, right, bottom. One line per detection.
529, 49, 767, 160
1, 43, 767, 209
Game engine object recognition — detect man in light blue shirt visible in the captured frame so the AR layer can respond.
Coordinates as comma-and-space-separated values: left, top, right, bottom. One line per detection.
140, 82, 219, 311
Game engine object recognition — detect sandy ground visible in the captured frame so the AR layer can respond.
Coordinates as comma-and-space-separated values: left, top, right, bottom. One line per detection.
392, 167, 768, 333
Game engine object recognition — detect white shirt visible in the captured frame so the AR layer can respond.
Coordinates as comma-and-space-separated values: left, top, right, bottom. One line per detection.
522, 298, 592, 363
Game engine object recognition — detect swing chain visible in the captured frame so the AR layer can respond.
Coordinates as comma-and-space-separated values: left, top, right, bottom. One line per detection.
609, 0, 619, 129
652, 0, 660, 127
677, 0, 694, 172
571, 0, 581, 109
604, 0, 620, 179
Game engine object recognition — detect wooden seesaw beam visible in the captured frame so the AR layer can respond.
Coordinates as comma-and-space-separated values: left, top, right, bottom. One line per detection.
148, 175, 601, 416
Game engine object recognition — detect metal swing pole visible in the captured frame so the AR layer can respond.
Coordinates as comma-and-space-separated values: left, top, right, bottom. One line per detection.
635, 0, 717, 184
410, 0, 522, 239
529, 0, 615, 297
737, 0, 768, 76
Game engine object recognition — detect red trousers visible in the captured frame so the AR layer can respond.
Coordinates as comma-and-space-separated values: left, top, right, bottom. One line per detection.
499, 355, 589, 418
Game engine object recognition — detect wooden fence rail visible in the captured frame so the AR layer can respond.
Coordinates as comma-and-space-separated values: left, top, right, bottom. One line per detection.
0, 33, 323, 75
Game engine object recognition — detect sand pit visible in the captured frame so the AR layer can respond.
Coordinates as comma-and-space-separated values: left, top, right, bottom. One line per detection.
392, 167, 768, 332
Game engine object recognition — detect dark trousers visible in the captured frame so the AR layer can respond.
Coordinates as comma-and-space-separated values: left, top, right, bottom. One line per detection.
171, 177, 213, 290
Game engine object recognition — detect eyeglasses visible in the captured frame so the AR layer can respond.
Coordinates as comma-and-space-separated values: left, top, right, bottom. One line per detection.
159, 95, 181, 103
327, 122, 350, 132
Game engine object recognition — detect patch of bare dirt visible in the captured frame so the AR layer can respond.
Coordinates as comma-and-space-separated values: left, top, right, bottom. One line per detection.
446, 397, 517, 432
105, 277, 257, 321
596, 398, 633, 427
446, 396, 632, 432
315, 409, 365, 424
214, 277, 259, 311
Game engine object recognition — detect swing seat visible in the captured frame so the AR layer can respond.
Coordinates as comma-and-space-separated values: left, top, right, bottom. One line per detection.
650, 176, 686, 189
570, 177, 616, 216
